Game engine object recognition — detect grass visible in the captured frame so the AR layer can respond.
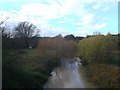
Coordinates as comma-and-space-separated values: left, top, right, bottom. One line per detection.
82, 63, 120, 88
3, 49, 60, 88
79, 66, 96, 88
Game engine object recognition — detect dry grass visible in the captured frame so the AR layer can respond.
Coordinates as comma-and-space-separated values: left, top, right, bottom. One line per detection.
83, 63, 120, 88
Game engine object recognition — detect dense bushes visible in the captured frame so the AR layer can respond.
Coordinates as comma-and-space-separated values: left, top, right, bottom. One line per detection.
83, 63, 120, 88
77, 35, 119, 65
37, 37, 77, 59
2, 50, 60, 88
77, 35, 120, 88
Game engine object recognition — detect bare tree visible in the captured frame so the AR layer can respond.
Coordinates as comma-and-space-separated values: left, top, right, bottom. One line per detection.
0, 17, 9, 25
14, 21, 39, 48
14, 21, 37, 38
0, 16, 9, 35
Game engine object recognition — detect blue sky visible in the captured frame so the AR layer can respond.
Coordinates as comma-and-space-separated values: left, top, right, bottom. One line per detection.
0, 0, 119, 37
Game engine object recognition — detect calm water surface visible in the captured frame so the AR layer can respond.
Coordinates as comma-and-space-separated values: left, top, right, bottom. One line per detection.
44, 57, 95, 88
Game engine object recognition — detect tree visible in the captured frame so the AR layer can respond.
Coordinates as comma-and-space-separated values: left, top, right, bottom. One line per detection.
14, 21, 37, 38
0, 16, 13, 50
37, 37, 77, 59
77, 35, 118, 64
0, 15, 8, 25
0, 16, 9, 36
64, 34, 75, 41
14, 21, 40, 48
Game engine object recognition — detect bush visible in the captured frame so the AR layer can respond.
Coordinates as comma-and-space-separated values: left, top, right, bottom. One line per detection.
2, 49, 60, 88
37, 37, 77, 59
77, 35, 118, 64
83, 63, 120, 88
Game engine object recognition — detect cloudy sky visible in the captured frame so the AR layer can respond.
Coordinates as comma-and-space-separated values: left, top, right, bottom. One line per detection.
0, 0, 119, 37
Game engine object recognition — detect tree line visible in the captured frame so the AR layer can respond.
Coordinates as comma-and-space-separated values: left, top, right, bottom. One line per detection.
2, 21, 41, 50
77, 34, 120, 66
1, 20, 85, 51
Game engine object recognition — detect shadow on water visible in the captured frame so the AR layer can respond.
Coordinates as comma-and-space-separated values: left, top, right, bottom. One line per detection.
44, 57, 95, 88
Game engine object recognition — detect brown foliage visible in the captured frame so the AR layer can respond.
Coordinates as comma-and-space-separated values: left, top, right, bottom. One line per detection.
84, 63, 120, 88
77, 35, 118, 64
37, 37, 77, 59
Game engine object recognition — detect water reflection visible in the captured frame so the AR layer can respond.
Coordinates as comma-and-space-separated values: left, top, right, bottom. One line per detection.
44, 57, 86, 88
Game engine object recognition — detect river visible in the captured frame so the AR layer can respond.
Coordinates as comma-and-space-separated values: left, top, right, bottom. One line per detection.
44, 57, 95, 88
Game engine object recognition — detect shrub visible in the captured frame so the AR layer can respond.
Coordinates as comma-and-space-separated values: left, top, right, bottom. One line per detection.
37, 37, 77, 59
77, 35, 118, 64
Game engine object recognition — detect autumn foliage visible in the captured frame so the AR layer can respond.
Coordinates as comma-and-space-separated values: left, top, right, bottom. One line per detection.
77, 35, 119, 65
77, 34, 120, 88
84, 63, 120, 88
37, 37, 77, 59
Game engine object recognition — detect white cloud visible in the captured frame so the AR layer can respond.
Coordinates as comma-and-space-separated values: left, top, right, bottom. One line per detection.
92, 3, 101, 10
17, 0, 88, 20
0, 0, 90, 37
92, 23, 108, 29
58, 21, 66, 23
0, 9, 67, 37
74, 27, 93, 36
75, 22, 108, 36
0, 0, 47, 2
75, 13, 107, 35
92, 2, 110, 11
76, 13, 96, 26
59, 0, 87, 16
79, 0, 119, 2
18, 3, 62, 19
0, 0, 119, 2
0, 0, 115, 36
0, 0, 91, 22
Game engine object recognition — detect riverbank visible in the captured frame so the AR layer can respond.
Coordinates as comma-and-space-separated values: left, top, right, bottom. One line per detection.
81, 63, 120, 88
79, 66, 96, 88
3, 49, 61, 88
77, 35, 120, 88
3, 37, 78, 88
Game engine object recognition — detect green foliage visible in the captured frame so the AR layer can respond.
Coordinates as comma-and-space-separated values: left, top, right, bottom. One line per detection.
109, 57, 120, 66
78, 35, 120, 88
3, 64, 48, 88
77, 35, 118, 64
3, 49, 60, 88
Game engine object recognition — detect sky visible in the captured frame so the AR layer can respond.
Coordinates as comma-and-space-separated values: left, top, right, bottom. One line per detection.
0, 0, 119, 37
